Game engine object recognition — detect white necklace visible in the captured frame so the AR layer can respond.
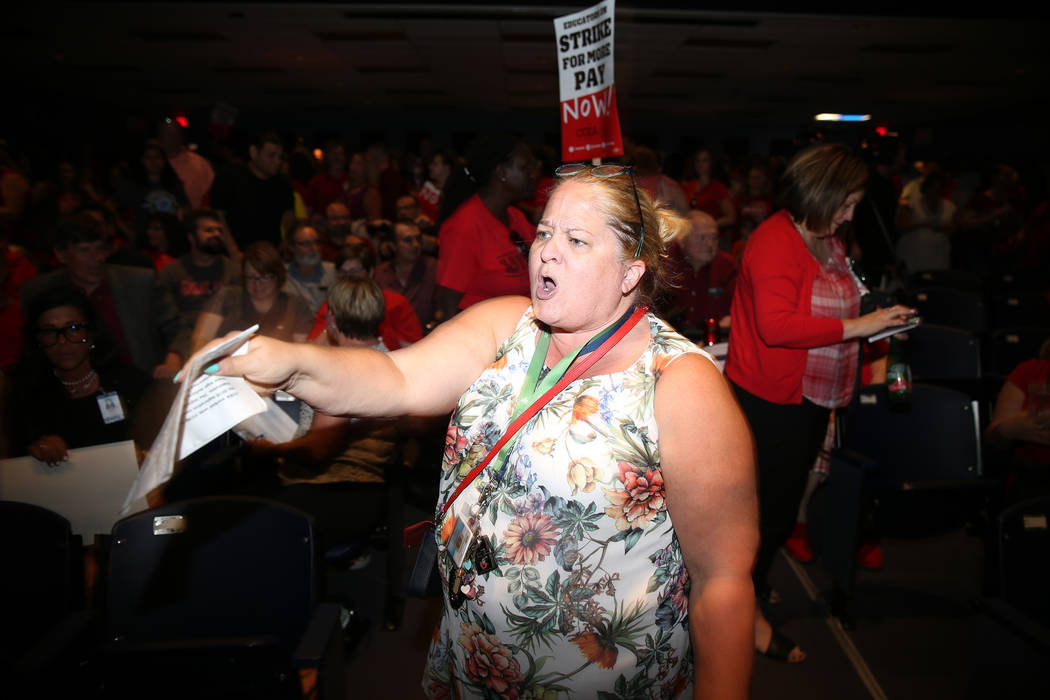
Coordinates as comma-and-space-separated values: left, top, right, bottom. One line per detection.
56, 369, 98, 394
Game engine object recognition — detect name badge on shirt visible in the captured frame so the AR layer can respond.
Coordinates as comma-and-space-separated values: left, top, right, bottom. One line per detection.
97, 392, 126, 424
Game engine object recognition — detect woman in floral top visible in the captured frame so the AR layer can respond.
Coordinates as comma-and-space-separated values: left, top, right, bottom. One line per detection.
194, 167, 758, 698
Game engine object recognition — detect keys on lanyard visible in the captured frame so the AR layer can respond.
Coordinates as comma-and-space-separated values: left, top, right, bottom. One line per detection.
448, 535, 499, 610
446, 465, 504, 609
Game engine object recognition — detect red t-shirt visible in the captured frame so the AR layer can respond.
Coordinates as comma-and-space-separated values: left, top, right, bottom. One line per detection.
664, 245, 737, 333
416, 181, 442, 222
436, 195, 535, 309
735, 194, 774, 227
5, 249, 38, 299
148, 249, 176, 273
683, 180, 730, 221
1007, 358, 1050, 466
308, 289, 422, 351
305, 173, 348, 215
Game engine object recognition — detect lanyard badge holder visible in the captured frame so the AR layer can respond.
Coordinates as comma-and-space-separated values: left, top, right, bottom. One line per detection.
404, 306, 647, 601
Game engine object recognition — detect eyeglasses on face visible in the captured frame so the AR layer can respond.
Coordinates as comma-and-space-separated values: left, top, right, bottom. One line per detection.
554, 162, 646, 258
37, 322, 90, 347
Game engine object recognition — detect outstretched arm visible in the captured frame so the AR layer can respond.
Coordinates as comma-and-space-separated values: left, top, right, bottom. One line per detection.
657, 354, 758, 700
197, 295, 529, 419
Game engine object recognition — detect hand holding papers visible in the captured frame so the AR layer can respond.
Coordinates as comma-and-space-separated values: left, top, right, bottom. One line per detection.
122, 326, 265, 513
868, 315, 921, 343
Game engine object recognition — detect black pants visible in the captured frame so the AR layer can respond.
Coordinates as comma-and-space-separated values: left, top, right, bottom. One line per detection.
730, 381, 831, 591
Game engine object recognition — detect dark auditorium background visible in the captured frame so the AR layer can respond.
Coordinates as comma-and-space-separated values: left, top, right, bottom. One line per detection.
2, 2, 1047, 164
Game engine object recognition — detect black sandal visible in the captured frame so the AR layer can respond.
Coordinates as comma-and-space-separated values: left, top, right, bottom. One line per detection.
757, 629, 806, 663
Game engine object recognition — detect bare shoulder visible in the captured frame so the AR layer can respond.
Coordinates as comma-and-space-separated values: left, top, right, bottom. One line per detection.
655, 352, 752, 475
656, 351, 727, 405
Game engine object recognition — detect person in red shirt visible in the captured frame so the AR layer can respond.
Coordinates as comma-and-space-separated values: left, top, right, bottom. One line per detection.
726, 144, 915, 664
0, 241, 36, 371
985, 342, 1050, 503
734, 164, 774, 232
304, 141, 348, 216
435, 134, 538, 320
416, 150, 456, 224
308, 243, 421, 351
662, 211, 736, 340
682, 149, 737, 235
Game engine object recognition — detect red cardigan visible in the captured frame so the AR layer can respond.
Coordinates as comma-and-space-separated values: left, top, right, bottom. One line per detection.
726, 210, 844, 404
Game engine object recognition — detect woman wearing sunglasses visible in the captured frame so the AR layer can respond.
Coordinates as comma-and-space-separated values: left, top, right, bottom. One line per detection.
190, 163, 758, 698
14, 288, 150, 466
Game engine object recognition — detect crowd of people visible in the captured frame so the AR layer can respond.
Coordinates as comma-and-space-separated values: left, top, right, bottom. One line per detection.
1, 117, 1049, 697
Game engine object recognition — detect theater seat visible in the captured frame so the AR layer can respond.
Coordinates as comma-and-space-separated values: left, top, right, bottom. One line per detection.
844, 382, 986, 491
0, 500, 85, 686
78, 496, 344, 698
906, 323, 981, 382
907, 268, 983, 293
985, 326, 1050, 377
905, 286, 987, 333
999, 496, 1050, 628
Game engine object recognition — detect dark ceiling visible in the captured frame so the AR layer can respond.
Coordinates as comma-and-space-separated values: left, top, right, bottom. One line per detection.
4, 3, 1047, 146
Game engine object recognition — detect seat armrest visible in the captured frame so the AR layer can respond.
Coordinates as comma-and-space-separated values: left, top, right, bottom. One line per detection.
293, 602, 342, 667
981, 597, 1050, 654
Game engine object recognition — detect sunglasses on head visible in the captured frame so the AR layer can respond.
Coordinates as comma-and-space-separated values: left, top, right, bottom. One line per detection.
554, 163, 646, 259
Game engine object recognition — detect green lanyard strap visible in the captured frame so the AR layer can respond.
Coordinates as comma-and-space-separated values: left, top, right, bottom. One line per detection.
439, 305, 646, 517
491, 305, 639, 478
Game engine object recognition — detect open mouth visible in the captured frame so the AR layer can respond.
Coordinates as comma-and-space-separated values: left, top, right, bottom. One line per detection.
535, 275, 557, 300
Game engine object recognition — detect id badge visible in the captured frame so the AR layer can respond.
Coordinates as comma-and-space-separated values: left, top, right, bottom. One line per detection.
97, 391, 126, 424
441, 499, 478, 569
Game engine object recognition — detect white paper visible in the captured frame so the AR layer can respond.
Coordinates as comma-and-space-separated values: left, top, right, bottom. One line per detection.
0, 440, 146, 536
232, 396, 300, 445
554, 0, 614, 102
868, 316, 922, 343
179, 371, 266, 459
122, 325, 260, 513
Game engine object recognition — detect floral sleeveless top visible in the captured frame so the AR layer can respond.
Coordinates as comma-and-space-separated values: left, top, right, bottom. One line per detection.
423, 307, 709, 700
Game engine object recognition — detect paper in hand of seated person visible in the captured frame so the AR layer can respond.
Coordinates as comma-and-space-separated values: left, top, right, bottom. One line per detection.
122, 325, 265, 514
0, 440, 146, 536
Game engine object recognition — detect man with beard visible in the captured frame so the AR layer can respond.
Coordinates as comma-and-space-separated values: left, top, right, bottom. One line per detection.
284, 222, 337, 316
160, 209, 241, 336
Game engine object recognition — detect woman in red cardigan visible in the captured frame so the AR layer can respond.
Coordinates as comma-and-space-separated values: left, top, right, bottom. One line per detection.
726, 144, 915, 663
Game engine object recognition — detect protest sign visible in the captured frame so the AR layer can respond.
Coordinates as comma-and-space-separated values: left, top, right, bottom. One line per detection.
554, 0, 623, 162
